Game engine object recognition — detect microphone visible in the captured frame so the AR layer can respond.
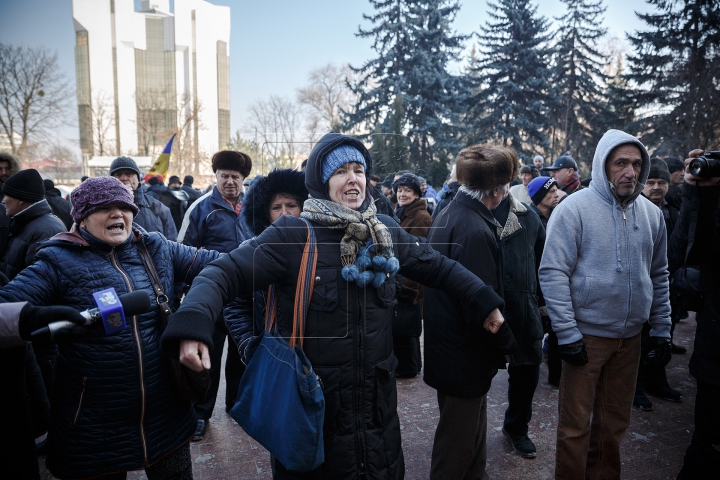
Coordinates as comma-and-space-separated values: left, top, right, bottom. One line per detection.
33, 290, 152, 339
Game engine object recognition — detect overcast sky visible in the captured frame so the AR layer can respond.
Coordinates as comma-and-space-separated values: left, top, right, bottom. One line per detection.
0, 0, 653, 155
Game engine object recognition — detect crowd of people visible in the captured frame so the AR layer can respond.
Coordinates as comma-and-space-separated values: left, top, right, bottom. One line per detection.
0, 127, 718, 480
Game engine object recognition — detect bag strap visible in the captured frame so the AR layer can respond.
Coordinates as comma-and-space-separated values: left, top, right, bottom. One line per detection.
137, 240, 171, 321
264, 218, 318, 348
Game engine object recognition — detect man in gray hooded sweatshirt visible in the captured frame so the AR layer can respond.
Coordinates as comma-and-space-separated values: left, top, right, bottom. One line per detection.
539, 129, 672, 479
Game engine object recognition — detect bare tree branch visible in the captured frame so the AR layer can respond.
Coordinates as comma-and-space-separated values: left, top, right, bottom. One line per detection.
90, 90, 115, 156
0, 43, 72, 159
296, 63, 356, 134
247, 95, 306, 172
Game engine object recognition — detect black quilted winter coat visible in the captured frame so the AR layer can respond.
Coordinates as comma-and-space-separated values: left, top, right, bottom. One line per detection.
1, 200, 65, 280
0, 225, 219, 479
162, 133, 505, 479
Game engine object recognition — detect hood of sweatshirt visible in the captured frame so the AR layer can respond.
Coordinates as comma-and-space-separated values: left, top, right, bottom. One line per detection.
589, 130, 651, 273
589, 129, 651, 207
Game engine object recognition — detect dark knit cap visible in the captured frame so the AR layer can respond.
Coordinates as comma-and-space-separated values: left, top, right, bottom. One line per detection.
109, 156, 142, 180
183, 175, 194, 185
663, 157, 684, 173
527, 176, 558, 205
212, 150, 253, 176
70, 176, 138, 224
520, 165, 540, 178
392, 173, 422, 197
2, 169, 45, 203
168, 175, 181, 185
648, 158, 671, 183
147, 177, 159, 186
43, 179, 55, 190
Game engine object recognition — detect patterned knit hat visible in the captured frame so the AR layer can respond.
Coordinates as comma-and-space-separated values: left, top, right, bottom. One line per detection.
321, 145, 367, 184
70, 176, 138, 224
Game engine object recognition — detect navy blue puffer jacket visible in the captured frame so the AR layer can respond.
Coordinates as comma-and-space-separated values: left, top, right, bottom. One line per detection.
0, 225, 219, 479
177, 186, 251, 253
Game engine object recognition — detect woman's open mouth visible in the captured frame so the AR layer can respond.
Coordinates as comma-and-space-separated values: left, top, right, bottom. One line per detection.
345, 189, 359, 198
107, 222, 125, 233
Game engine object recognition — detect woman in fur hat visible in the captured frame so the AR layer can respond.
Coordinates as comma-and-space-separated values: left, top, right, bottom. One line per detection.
225, 168, 308, 368
162, 133, 514, 479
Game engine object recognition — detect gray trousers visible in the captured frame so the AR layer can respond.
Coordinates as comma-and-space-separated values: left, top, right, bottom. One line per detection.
430, 392, 489, 480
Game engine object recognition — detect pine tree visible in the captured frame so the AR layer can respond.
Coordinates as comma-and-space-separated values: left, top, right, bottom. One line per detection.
370, 94, 411, 177
346, 0, 468, 182
467, 0, 553, 162
549, 0, 610, 166
626, 0, 720, 154
599, 57, 635, 134
346, 0, 410, 133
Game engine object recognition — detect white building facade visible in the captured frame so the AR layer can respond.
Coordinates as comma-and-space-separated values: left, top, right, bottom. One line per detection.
72, 0, 230, 159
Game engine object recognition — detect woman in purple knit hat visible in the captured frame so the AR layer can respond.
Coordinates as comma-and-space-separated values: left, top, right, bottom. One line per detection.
0, 176, 219, 479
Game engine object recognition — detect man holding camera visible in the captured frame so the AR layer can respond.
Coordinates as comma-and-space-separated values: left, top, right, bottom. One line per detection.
539, 130, 672, 479
673, 150, 720, 479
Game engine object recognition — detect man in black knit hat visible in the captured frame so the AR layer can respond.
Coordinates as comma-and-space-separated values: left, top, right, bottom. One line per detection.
632, 159, 683, 412
663, 156, 685, 209
109, 156, 177, 240
181, 175, 202, 207
1, 168, 66, 407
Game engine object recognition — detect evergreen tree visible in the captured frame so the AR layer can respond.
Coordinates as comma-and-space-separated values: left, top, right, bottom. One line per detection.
598, 57, 635, 134
626, 0, 720, 154
346, 0, 468, 175
467, 0, 554, 162
370, 94, 411, 177
549, 0, 610, 166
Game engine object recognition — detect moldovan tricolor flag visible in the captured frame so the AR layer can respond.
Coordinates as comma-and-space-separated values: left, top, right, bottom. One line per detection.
143, 134, 175, 182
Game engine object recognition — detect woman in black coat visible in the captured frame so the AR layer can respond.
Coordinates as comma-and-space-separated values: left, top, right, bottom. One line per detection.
392, 173, 432, 377
163, 133, 513, 480
0, 177, 219, 480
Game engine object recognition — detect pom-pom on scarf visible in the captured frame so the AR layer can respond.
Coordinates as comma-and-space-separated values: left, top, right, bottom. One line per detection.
301, 198, 399, 287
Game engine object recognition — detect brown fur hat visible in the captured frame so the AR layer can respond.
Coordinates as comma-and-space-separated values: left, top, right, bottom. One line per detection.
211, 150, 253, 177
456, 144, 519, 192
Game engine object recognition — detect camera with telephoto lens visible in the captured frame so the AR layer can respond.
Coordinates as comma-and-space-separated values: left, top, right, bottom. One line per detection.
689, 151, 720, 178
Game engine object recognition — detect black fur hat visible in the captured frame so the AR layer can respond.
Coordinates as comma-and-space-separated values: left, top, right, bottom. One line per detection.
392, 173, 422, 197
456, 144, 519, 192
211, 150, 253, 177
242, 169, 308, 236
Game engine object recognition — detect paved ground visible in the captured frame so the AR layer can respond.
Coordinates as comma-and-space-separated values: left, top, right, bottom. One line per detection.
40, 315, 697, 479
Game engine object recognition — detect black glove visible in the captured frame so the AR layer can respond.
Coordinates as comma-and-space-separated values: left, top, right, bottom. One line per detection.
19, 303, 87, 341
558, 339, 588, 366
492, 322, 518, 355
644, 337, 672, 367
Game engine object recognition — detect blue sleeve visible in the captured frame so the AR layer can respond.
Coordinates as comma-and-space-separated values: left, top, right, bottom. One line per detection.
538, 202, 583, 345
0, 256, 60, 306
180, 206, 202, 247
168, 240, 220, 285
224, 292, 263, 364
